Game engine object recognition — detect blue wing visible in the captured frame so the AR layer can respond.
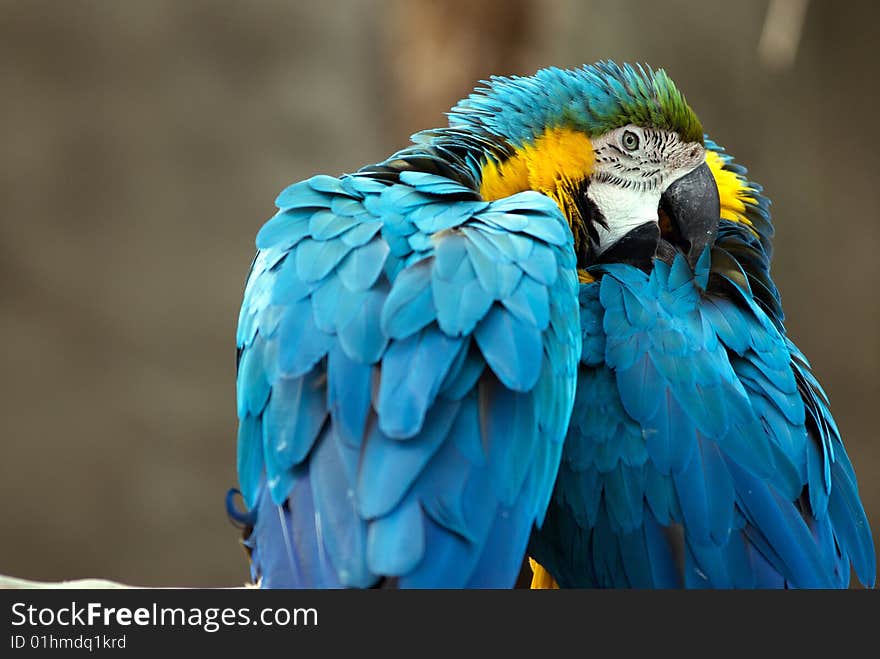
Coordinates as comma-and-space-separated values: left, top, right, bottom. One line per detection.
529, 247, 876, 588
229, 170, 581, 588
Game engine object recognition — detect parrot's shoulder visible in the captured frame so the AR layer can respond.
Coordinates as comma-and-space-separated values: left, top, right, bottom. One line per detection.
236, 164, 574, 339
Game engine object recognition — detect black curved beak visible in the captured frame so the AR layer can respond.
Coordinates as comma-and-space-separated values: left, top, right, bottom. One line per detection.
659, 162, 720, 267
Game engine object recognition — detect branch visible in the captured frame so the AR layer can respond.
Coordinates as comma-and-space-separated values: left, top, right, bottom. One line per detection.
0, 574, 136, 589
0, 574, 253, 589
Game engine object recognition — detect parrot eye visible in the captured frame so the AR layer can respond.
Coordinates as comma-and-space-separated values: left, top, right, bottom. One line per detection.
621, 130, 640, 151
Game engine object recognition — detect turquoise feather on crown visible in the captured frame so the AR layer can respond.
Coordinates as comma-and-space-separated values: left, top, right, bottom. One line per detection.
448, 61, 704, 148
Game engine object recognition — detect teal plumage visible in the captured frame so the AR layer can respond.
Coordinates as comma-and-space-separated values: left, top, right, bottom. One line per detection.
530, 248, 873, 587
229, 61, 876, 589
231, 170, 580, 587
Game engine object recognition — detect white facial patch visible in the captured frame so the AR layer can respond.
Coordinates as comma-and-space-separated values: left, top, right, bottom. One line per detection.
587, 181, 661, 252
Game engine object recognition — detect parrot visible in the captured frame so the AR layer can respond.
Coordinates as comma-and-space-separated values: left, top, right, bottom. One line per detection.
227, 61, 876, 589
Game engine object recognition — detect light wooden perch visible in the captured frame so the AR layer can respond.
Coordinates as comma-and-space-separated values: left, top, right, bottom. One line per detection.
0, 574, 136, 589
0, 574, 253, 589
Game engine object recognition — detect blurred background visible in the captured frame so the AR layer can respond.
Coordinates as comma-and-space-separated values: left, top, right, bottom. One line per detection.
1, 0, 877, 587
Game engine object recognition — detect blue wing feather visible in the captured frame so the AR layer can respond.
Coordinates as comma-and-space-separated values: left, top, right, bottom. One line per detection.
376, 328, 462, 438
326, 345, 372, 448
256, 208, 314, 250
263, 371, 327, 472
234, 168, 581, 588
309, 424, 376, 587
236, 414, 264, 510
336, 237, 390, 291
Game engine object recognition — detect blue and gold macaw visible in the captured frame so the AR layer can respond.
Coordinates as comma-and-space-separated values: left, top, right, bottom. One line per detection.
228, 61, 876, 588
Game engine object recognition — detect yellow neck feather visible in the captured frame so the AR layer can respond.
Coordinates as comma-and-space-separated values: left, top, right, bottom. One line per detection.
479, 126, 595, 204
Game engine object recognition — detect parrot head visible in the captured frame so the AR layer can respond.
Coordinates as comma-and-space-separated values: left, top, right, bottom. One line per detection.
452, 61, 720, 272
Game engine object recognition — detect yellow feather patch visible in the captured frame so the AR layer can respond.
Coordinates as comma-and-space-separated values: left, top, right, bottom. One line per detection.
528, 558, 559, 589
479, 152, 530, 201
479, 126, 595, 202
705, 150, 756, 227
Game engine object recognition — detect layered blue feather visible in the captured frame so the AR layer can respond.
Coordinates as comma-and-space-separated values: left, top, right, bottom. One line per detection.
529, 245, 876, 588
234, 169, 581, 588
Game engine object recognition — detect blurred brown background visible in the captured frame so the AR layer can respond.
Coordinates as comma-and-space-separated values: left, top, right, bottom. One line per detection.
1, 0, 876, 587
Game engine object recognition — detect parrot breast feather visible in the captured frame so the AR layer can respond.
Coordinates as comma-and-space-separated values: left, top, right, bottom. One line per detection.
529, 248, 876, 589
